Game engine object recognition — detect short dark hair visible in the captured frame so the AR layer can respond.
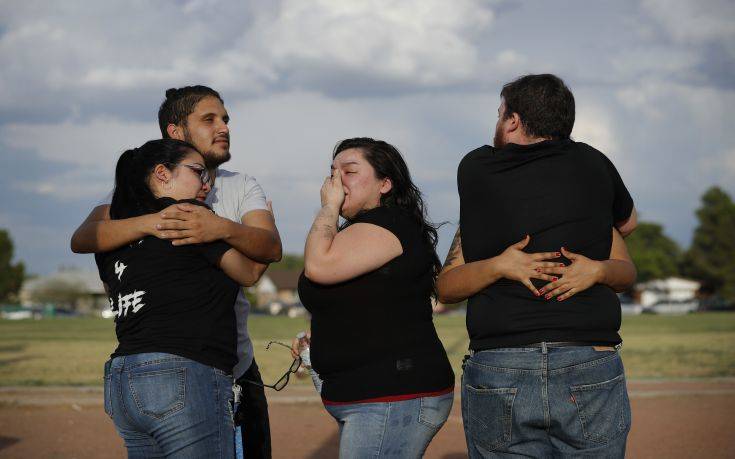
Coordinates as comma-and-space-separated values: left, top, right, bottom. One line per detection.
158, 85, 223, 138
500, 74, 575, 140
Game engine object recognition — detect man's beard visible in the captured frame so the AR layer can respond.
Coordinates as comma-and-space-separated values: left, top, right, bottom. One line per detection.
493, 126, 506, 149
183, 130, 231, 168
203, 149, 231, 169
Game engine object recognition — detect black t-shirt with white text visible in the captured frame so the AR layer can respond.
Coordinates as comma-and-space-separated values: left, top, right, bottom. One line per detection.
96, 199, 239, 373
458, 139, 634, 350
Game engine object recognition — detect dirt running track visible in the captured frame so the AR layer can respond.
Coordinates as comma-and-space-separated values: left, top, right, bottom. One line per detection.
1, 379, 734, 458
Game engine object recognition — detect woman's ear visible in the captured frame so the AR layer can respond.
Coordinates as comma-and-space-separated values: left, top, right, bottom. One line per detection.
380, 177, 393, 195
153, 164, 172, 186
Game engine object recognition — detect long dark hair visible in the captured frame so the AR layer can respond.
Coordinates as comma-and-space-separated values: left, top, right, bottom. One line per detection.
333, 138, 442, 284
110, 139, 196, 220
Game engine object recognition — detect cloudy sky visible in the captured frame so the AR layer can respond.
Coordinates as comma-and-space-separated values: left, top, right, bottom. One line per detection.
1, 0, 733, 275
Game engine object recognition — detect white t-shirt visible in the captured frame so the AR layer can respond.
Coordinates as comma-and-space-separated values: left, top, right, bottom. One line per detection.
100, 168, 268, 378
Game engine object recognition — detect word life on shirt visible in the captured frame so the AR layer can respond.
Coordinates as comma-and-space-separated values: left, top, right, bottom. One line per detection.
108, 260, 145, 319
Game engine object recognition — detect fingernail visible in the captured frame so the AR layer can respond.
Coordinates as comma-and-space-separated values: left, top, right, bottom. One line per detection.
534, 291, 540, 297
545, 294, 551, 299
555, 252, 561, 257
552, 277, 558, 282
538, 289, 544, 294
558, 297, 563, 301
156, 224, 161, 229
559, 263, 565, 267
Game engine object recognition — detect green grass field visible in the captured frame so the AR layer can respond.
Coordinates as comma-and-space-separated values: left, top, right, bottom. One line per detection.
1, 313, 734, 386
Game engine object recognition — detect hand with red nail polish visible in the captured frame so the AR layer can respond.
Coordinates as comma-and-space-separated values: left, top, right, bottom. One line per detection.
492, 235, 565, 298
535, 246, 605, 302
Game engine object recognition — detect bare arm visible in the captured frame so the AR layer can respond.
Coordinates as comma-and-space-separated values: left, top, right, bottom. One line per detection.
156, 205, 282, 263
70, 205, 160, 253
436, 230, 559, 304
597, 228, 637, 292
538, 228, 637, 300
615, 207, 638, 238
436, 229, 497, 304
303, 169, 402, 285
304, 219, 402, 285
216, 204, 279, 284
218, 248, 266, 287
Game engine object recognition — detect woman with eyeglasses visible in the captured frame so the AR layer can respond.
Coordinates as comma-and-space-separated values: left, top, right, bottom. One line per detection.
298, 138, 455, 458
96, 139, 262, 458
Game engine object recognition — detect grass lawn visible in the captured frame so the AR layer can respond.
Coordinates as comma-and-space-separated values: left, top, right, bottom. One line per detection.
1, 313, 734, 386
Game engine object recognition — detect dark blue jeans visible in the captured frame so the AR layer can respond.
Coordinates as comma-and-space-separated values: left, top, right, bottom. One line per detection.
462, 344, 631, 458
104, 353, 235, 458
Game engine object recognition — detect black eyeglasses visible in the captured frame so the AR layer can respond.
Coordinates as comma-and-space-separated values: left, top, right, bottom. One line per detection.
183, 163, 211, 185
241, 341, 301, 391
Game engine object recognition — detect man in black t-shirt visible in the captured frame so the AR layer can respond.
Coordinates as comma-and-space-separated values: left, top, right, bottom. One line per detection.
437, 74, 637, 458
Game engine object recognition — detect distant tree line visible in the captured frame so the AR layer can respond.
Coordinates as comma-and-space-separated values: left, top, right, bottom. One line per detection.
627, 186, 735, 302
0, 229, 25, 303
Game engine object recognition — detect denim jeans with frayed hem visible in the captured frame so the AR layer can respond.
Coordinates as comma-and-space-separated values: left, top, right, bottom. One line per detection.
104, 352, 234, 459
462, 345, 631, 458
325, 391, 454, 459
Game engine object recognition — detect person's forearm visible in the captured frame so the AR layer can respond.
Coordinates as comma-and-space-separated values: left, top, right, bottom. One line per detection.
70, 215, 152, 253
436, 257, 504, 304
219, 249, 269, 286
303, 205, 339, 279
221, 219, 282, 263
597, 259, 637, 292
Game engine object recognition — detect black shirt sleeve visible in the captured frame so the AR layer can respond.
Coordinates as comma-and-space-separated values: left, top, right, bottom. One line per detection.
600, 152, 634, 222
195, 241, 232, 266
352, 206, 406, 249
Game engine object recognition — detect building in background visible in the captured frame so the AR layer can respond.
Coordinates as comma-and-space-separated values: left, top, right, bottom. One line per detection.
19, 267, 107, 315
250, 269, 304, 316
634, 277, 701, 314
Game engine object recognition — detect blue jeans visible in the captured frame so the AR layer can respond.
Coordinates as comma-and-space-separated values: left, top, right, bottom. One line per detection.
104, 353, 235, 458
462, 344, 631, 458
324, 391, 453, 459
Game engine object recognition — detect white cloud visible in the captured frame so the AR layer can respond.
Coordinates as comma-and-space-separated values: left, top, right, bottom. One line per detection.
0, 0, 496, 123
257, 0, 493, 87
12, 172, 111, 202
642, 0, 735, 48
0, 117, 158, 203
616, 80, 735, 129
700, 147, 735, 183
496, 50, 527, 69
1, 118, 158, 167
572, 104, 619, 160
611, 47, 701, 81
